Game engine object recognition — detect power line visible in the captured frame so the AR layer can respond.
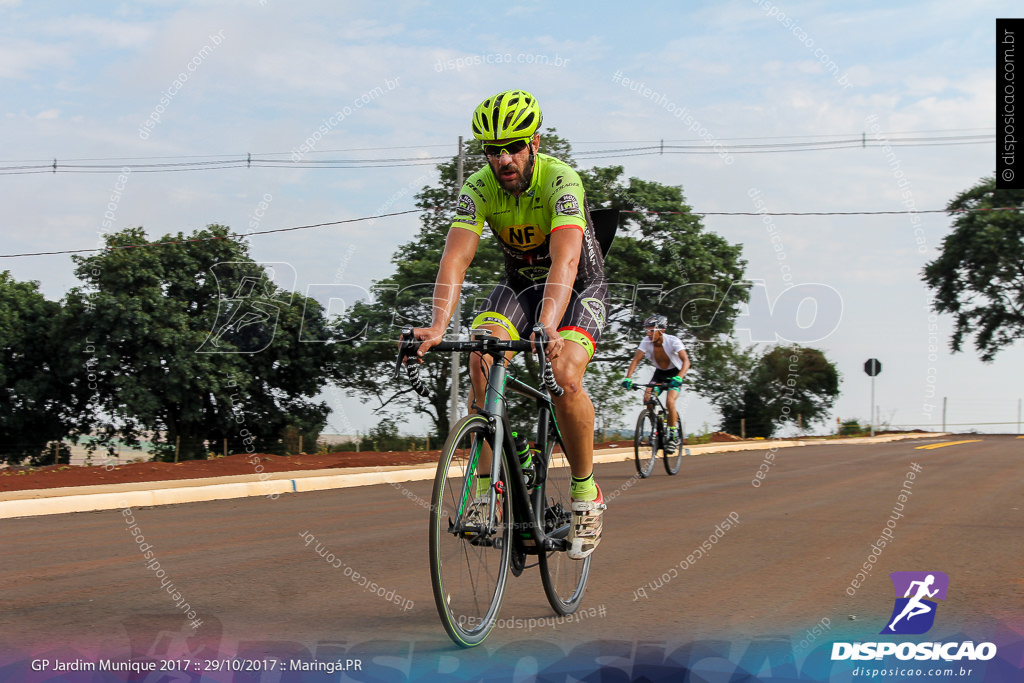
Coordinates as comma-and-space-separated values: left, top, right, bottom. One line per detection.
0, 209, 425, 258
0, 130, 996, 176
2, 206, 1021, 260
632, 207, 1023, 217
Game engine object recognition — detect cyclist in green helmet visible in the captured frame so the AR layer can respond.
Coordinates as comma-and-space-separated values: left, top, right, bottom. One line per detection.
414, 89, 608, 561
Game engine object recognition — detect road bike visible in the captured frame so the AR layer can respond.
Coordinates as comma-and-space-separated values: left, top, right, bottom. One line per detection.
394, 326, 590, 648
632, 382, 684, 477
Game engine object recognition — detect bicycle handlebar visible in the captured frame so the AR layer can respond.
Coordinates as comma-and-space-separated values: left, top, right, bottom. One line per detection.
630, 381, 671, 398
393, 326, 564, 398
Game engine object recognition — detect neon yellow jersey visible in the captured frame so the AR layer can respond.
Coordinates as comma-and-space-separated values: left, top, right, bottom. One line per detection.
451, 153, 605, 284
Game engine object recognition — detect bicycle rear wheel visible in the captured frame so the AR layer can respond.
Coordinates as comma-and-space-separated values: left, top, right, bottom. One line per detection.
429, 414, 510, 648
537, 427, 590, 615
663, 423, 683, 475
633, 410, 657, 478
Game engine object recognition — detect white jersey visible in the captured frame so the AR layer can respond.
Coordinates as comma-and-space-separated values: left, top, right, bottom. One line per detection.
637, 334, 687, 371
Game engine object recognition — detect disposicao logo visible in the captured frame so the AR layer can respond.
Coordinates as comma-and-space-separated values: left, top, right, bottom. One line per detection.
831, 571, 998, 662
881, 571, 948, 635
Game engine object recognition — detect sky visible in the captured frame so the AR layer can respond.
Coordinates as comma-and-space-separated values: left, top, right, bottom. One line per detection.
1, 0, 1020, 438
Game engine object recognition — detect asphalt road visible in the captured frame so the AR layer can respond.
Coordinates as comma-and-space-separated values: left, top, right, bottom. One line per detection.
1, 435, 1021, 679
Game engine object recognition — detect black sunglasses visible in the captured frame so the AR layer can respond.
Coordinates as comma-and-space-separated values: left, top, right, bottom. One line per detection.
483, 138, 531, 158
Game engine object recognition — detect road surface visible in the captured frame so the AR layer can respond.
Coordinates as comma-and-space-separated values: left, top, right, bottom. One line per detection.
1, 435, 1021, 680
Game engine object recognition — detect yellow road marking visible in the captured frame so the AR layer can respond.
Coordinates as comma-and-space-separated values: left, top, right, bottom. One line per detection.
915, 439, 983, 450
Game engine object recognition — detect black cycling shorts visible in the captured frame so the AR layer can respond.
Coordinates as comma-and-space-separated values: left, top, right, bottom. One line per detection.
649, 367, 682, 388
471, 278, 607, 359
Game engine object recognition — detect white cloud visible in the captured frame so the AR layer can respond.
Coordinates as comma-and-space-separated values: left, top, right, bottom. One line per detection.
0, 41, 73, 79
46, 15, 153, 48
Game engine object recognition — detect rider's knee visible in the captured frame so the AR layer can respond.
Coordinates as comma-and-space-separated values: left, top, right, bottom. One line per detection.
551, 362, 586, 396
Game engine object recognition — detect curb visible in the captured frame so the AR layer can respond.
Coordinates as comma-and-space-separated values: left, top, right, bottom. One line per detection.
0, 433, 949, 520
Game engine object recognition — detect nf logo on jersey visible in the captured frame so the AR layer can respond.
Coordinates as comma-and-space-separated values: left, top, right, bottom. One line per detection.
554, 193, 580, 216
500, 223, 545, 250
881, 571, 949, 635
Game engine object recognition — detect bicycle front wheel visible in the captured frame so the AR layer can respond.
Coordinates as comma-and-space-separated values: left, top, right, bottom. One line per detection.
537, 427, 590, 615
633, 410, 657, 478
429, 414, 511, 648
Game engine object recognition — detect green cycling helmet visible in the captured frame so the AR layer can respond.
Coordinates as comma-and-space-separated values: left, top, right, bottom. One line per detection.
471, 89, 543, 142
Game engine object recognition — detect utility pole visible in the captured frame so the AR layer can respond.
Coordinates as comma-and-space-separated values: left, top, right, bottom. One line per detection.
448, 136, 465, 427
942, 396, 947, 432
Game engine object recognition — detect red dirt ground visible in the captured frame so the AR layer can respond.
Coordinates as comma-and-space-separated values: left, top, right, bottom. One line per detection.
0, 441, 636, 493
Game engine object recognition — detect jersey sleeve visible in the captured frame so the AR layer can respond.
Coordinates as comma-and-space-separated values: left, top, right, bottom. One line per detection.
451, 181, 485, 235
546, 168, 588, 233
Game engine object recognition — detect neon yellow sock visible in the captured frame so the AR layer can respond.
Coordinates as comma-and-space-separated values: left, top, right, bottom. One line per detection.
571, 473, 597, 501
475, 475, 490, 498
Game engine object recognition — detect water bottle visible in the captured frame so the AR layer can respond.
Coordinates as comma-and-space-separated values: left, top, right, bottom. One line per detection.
512, 432, 536, 489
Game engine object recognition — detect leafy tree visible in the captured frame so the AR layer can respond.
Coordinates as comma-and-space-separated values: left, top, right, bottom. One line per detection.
582, 168, 748, 341
922, 175, 1024, 361
579, 166, 750, 420
334, 134, 750, 437
66, 225, 337, 460
0, 272, 84, 464
718, 345, 841, 438
840, 418, 864, 436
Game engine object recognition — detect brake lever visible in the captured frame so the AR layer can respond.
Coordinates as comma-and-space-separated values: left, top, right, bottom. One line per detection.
394, 327, 417, 379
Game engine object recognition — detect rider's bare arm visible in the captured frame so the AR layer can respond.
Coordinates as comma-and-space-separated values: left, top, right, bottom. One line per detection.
678, 347, 692, 377
625, 349, 645, 379
415, 228, 480, 356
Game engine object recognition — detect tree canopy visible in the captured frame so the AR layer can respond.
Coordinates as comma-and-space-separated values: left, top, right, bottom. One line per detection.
922, 175, 1024, 361
332, 132, 750, 437
0, 272, 84, 464
714, 344, 841, 438
65, 225, 337, 460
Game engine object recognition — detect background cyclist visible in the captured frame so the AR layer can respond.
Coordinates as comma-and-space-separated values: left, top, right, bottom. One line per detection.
412, 89, 608, 561
621, 314, 691, 453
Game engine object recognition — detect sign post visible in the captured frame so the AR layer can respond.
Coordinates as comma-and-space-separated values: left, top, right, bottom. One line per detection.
864, 358, 882, 436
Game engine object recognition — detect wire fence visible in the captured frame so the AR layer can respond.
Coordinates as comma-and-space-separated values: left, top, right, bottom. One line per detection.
853, 398, 1024, 435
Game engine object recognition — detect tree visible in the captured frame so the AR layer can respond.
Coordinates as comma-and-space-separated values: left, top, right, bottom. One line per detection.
717, 345, 841, 438
333, 134, 750, 437
922, 175, 1024, 361
0, 272, 84, 464
583, 363, 632, 441
579, 166, 750, 406
66, 225, 337, 460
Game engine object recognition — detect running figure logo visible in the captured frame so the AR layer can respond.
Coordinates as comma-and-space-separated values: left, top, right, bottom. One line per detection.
881, 571, 949, 635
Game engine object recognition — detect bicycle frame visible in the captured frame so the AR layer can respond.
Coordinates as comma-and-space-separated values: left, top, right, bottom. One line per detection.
473, 352, 570, 553
639, 382, 669, 422
397, 328, 570, 552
